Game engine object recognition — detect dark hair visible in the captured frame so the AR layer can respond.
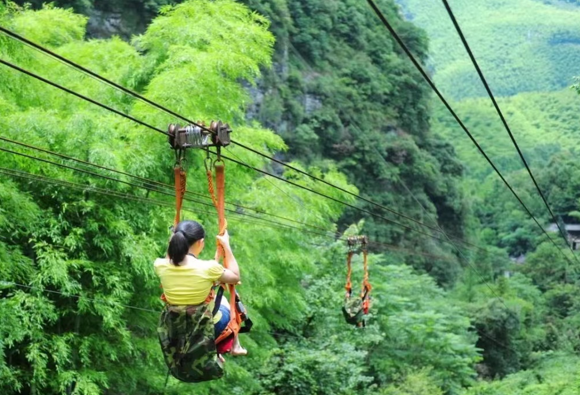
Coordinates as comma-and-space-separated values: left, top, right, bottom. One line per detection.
168, 220, 205, 264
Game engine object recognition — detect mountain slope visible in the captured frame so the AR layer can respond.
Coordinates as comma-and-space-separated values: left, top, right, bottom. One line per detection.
433, 88, 580, 178
397, 0, 580, 99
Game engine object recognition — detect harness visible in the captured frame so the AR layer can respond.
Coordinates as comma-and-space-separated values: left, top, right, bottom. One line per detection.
342, 236, 372, 327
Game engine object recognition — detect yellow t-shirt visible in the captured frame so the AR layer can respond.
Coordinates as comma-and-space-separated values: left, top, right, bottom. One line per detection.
154, 256, 225, 306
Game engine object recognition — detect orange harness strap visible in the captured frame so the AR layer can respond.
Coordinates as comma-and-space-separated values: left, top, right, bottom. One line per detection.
207, 162, 242, 348
173, 166, 186, 228
345, 236, 372, 315
345, 251, 354, 296
361, 248, 372, 314
160, 165, 187, 304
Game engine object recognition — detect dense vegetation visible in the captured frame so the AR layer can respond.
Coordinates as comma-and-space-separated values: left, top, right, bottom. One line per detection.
1, 0, 580, 394
432, 89, 580, 178
398, 0, 580, 99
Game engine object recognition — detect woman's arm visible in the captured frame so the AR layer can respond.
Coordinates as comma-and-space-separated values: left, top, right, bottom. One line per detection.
217, 231, 240, 284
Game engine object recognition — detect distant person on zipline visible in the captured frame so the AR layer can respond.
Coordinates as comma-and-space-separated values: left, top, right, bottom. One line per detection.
155, 220, 247, 359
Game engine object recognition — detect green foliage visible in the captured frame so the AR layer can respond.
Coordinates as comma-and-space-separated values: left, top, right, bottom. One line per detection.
368, 265, 480, 393
433, 89, 580, 180
463, 353, 580, 395
240, 0, 470, 285
399, 0, 580, 99
6, 0, 580, 394
380, 369, 444, 395
12, 0, 174, 38
0, 2, 480, 394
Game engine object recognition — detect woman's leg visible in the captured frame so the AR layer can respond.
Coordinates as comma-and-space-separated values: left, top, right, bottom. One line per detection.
214, 304, 230, 338
214, 302, 247, 356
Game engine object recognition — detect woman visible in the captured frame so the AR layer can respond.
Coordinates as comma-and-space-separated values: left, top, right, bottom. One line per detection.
154, 220, 247, 356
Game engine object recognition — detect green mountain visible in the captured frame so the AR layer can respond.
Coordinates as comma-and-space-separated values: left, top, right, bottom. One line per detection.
398, 0, 580, 99
433, 89, 580, 178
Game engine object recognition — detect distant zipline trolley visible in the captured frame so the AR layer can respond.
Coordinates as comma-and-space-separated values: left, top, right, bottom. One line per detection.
342, 236, 372, 327
158, 121, 252, 383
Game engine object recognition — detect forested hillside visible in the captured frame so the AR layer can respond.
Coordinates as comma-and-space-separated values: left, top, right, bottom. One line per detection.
433, 89, 580, 178
2, 0, 580, 394
398, 0, 580, 99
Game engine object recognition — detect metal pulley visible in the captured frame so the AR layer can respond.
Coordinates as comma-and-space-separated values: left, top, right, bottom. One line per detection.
347, 235, 368, 251
168, 121, 232, 150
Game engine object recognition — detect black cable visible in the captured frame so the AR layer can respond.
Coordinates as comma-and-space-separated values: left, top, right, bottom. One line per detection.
220, 152, 445, 242
0, 168, 520, 354
1, 281, 159, 313
0, 136, 337, 236
0, 166, 457, 262
0, 146, 314, 233
0, 36, 517, 253
0, 58, 449, 244
365, 0, 574, 265
0, 27, 454, 239
0, 167, 446, 262
0, 58, 169, 137
0, 142, 443, 243
285, 41, 493, 254
440, 0, 580, 264
0, 166, 324, 236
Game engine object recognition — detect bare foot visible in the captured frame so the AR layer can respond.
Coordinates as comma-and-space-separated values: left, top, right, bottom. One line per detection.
230, 346, 248, 356
218, 354, 226, 363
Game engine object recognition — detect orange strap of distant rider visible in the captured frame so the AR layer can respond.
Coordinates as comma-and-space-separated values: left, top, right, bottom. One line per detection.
173, 166, 186, 228
345, 251, 354, 296
361, 247, 372, 314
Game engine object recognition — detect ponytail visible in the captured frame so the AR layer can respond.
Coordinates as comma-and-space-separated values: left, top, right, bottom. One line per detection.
168, 231, 189, 264
167, 220, 206, 265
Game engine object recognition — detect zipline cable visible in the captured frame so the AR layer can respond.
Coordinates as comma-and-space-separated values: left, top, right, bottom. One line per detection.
0, 58, 169, 137
440, 0, 580, 264
373, 145, 519, 314
0, 28, 463, 239
0, 58, 446, 242
365, 0, 575, 266
0, 147, 339, 237
0, 136, 338, 236
0, 281, 159, 313
0, 141, 444, 243
0, 59, 462, 247
269, 41, 532, 353
0, 165, 458, 262
218, 152, 446, 242
0, 166, 327, 236
286, 40, 494, 256
291, 28, 557, 322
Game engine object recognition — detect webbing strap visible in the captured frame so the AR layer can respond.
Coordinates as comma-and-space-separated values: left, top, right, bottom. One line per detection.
215, 164, 237, 331
206, 164, 228, 235
361, 248, 372, 314
173, 166, 186, 227
207, 162, 242, 346
345, 251, 354, 296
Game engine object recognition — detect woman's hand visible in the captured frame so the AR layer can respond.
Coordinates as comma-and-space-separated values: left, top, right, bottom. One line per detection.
216, 230, 230, 249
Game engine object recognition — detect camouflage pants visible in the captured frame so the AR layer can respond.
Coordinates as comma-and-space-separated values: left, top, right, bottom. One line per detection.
342, 297, 364, 326
157, 303, 224, 382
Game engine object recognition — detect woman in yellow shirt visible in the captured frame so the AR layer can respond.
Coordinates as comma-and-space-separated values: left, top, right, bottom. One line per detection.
154, 220, 246, 356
